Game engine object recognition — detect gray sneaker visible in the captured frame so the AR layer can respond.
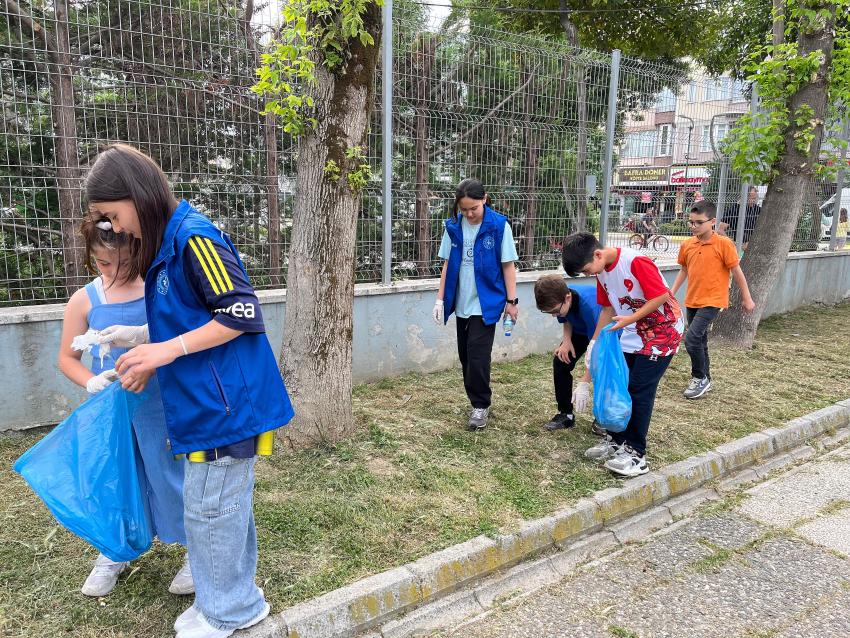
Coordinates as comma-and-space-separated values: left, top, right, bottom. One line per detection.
468, 407, 489, 431
683, 377, 712, 399
604, 444, 649, 477
584, 434, 621, 461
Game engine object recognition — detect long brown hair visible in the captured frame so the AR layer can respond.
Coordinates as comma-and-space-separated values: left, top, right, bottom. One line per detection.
79, 216, 136, 285
85, 144, 178, 279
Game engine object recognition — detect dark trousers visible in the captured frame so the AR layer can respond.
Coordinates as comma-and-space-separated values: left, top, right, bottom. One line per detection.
456, 316, 496, 409
553, 333, 590, 414
685, 306, 720, 380
610, 352, 672, 456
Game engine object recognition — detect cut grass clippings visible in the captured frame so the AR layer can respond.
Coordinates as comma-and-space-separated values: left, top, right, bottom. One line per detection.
2, 301, 850, 637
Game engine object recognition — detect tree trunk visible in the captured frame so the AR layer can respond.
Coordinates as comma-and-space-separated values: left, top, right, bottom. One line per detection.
4, 0, 86, 293
558, 0, 588, 232
713, 5, 835, 347
413, 34, 437, 276
521, 62, 539, 261
51, 0, 85, 295
574, 62, 589, 232
773, 0, 785, 46
278, 5, 381, 449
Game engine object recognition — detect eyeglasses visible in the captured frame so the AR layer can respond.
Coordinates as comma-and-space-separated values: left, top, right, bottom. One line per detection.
688, 219, 711, 226
546, 302, 565, 316
546, 293, 571, 316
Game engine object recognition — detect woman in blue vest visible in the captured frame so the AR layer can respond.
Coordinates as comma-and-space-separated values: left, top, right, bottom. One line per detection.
432, 179, 519, 430
84, 144, 294, 638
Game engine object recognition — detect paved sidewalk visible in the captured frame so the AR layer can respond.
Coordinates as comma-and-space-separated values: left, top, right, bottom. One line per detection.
434, 443, 850, 638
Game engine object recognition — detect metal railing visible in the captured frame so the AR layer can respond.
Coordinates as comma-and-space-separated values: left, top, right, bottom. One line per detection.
1, 1, 846, 305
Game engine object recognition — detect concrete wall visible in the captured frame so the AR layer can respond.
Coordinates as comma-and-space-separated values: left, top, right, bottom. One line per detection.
2, 251, 849, 432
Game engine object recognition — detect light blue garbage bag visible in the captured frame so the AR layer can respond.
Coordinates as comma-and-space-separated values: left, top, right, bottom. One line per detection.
14, 382, 154, 562
589, 323, 632, 432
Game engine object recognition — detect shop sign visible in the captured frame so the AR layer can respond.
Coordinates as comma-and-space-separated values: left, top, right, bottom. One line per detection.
617, 167, 669, 185
670, 166, 710, 185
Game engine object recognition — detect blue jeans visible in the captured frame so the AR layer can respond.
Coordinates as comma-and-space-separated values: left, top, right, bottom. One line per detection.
183, 456, 265, 630
685, 306, 720, 380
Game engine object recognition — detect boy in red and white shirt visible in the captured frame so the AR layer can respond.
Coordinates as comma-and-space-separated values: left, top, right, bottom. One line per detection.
561, 232, 684, 477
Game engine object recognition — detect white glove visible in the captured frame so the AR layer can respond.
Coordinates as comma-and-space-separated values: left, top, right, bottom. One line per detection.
586, 339, 596, 368
432, 299, 444, 325
98, 324, 150, 348
86, 369, 119, 394
572, 381, 591, 414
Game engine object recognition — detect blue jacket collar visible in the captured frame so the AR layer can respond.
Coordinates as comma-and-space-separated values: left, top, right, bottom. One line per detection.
447, 204, 499, 236
153, 199, 192, 265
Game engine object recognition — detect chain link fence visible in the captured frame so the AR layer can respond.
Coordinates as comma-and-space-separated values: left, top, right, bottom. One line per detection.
2, 1, 846, 305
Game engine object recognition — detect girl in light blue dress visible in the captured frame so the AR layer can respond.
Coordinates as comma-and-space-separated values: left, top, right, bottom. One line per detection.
57, 217, 191, 597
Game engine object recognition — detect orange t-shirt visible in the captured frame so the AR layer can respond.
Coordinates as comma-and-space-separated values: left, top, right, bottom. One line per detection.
677, 232, 740, 309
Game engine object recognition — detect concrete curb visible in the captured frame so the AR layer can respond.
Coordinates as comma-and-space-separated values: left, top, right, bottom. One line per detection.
247, 399, 850, 638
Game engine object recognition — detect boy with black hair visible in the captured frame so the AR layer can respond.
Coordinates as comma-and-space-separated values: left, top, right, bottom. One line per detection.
533, 274, 604, 434
561, 232, 684, 477
671, 200, 755, 399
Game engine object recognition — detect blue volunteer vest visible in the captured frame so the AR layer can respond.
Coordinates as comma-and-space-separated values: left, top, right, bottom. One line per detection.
145, 200, 294, 455
443, 205, 509, 326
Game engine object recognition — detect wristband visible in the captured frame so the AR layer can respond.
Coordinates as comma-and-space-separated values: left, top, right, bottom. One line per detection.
178, 334, 189, 356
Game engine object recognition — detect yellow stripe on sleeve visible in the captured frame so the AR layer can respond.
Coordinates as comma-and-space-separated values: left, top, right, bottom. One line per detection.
188, 237, 221, 296
194, 236, 228, 294
203, 237, 234, 292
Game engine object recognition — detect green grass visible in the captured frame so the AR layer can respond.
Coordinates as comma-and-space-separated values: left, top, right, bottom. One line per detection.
2, 301, 850, 637
609, 625, 642, 638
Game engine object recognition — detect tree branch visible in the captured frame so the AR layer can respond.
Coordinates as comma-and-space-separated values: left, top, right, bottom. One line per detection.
2, 0, 56, 51
429, 66, 538, 159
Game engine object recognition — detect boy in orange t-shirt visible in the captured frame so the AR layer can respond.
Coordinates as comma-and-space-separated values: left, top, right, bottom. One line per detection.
671, 200, 755, 399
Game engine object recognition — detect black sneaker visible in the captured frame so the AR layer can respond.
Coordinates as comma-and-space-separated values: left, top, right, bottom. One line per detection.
590, 419, 607, 436
544, 413, 575, 431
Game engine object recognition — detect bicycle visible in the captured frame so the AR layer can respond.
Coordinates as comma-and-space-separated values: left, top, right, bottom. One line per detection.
629, 233, 670, 252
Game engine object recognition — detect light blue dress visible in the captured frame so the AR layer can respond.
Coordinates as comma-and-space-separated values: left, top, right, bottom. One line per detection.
86, 279, 186, 545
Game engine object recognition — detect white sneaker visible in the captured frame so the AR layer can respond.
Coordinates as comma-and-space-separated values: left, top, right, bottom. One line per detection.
176, 603, 271, 638
169, 556, 195, 595
174, 605, 200, 633
584, 434, 621, 461
80, 554, 128, 597
604, 445, 649, 477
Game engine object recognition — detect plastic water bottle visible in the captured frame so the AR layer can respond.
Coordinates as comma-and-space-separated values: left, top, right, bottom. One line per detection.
503, 316, 514, 337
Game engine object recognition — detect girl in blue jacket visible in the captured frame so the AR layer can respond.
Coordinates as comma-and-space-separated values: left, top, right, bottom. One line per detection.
433, 179, 519, 431
84, 144, 294, 638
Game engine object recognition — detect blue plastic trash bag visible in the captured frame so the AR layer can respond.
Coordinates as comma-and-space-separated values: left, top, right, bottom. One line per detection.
589, 323, 632, 432
14, 382, 153, 562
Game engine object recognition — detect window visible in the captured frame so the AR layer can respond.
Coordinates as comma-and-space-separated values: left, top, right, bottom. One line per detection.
700, 125, 711, 152
700, 123, 730, 152
731, 79, 746, 102
622, 131, 656, 158
654, 87, 676, 112
657, 124, 672, 156
688, 82, 699, 102
705, 78, 731, 101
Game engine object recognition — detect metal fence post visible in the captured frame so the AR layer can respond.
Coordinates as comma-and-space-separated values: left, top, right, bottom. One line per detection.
599, 49, 621, 246
716, 158, 729, 226
381, 0, 393, 284
829, 116, 850, 251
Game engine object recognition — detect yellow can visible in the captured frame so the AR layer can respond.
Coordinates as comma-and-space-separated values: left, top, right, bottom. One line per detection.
257, 430, 275, 456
